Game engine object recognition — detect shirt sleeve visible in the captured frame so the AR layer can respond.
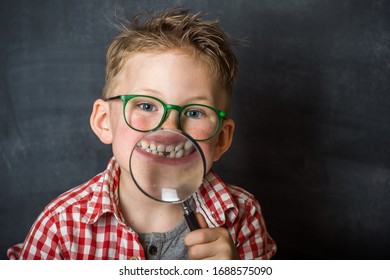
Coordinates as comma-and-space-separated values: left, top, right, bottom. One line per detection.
231, 191, 277, 260
8, 209, 63, 260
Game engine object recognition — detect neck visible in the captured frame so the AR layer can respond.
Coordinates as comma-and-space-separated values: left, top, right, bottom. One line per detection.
118, 170, 183, 233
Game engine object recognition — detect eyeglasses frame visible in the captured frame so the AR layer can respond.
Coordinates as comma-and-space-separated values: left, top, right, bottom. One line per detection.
104, 94, 226, 141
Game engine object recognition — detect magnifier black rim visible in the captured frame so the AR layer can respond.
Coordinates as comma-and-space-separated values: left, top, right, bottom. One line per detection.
129, 128, 206, 204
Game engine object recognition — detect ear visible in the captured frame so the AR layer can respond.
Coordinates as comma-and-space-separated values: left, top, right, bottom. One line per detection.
213, 118, 235, 162
90, 99, 113, 144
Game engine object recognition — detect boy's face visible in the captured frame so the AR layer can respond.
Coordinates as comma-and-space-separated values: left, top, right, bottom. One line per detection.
91, 49, 234, 186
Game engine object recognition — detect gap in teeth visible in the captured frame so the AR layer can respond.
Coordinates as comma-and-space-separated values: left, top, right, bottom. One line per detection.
137, 139, 193, 158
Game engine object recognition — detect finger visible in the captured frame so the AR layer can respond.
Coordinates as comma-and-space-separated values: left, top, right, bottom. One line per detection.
184, 227, 220, 247
187, 242, 217, 260
186, 228, 235, 260
195, 212, 208, 229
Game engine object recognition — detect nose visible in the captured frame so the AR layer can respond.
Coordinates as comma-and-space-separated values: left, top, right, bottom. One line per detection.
160, 109, 180, 130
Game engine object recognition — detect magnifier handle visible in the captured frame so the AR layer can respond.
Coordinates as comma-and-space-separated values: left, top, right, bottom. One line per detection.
182, 201, 200, 231
184, 211, 200, 231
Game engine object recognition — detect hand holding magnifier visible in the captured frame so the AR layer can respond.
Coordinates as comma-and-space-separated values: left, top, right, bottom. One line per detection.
129, 128, 206, 231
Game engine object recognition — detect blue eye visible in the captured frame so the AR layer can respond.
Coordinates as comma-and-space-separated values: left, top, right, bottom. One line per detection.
138, 103, 155, 111
185, 109, 205, 119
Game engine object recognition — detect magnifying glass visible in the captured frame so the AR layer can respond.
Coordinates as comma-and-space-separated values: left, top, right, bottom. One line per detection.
129, 128, 206, 231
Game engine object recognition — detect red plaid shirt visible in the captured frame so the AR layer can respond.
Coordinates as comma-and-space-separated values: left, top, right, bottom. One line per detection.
8, 157, 276, 260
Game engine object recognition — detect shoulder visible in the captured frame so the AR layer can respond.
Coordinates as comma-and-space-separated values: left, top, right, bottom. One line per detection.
204, 169, 261, 210
43, 157, 119, 217
43, 172, 104, 217
195, 170, 263, 226
226, 183, 257, 202
225, 182, 264, 218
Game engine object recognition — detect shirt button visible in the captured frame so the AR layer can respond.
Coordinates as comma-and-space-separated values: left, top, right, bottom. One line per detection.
148, 245, 158, 255
129, 256, 139, 260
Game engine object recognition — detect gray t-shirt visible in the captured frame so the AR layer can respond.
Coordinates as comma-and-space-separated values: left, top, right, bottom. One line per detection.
137, 218, 190, 260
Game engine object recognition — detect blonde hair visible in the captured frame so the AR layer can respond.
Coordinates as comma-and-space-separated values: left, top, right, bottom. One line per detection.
103, 7, 239, 111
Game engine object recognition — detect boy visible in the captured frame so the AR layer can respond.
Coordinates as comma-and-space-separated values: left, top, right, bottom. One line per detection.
8, 7, 276, 260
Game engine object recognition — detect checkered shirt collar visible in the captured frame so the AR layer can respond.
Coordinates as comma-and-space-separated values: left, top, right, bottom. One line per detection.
81, 158, 238, 228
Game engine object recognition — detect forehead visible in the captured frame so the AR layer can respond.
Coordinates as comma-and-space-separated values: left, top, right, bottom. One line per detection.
115, 50, 221, 91
122, 49, 214, 78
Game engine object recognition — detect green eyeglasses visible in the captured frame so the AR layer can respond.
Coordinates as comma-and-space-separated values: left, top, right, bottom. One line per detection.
105, 94, 226, 141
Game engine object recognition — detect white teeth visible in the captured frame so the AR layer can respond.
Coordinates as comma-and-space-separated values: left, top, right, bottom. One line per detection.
184, 149, 192, 156
184, 140, 192, 150
166, 144, 175, 152
137, 139, 194, 158
175, 142, 184, 151
157, 144, 165, 152
175, 149, 184, 158
141, 140, 148, 149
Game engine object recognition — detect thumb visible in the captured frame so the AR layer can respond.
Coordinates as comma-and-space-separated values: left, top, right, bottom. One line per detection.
195, 213, 208, 229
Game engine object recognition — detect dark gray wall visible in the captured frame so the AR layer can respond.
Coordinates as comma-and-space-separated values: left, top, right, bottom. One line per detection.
1, 0, 389, 259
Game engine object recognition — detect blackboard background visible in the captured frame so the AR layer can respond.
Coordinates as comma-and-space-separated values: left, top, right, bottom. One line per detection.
1, 0, 389, 260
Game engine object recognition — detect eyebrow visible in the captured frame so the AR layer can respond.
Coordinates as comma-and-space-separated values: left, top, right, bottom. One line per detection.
133, 88, 213, 104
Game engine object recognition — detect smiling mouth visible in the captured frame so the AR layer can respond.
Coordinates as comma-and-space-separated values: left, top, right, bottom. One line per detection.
137, 139, 195, 158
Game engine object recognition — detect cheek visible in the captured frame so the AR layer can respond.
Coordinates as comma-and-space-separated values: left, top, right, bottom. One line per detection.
129, 116, 156, 130
111, 123, 144, 173
198, 142, 217, 174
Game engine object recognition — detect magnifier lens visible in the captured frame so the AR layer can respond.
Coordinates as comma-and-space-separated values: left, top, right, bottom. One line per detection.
129, 128, 205, 204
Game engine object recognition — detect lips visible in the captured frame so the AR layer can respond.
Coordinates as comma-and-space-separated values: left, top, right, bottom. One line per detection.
137, 139, 195, 158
